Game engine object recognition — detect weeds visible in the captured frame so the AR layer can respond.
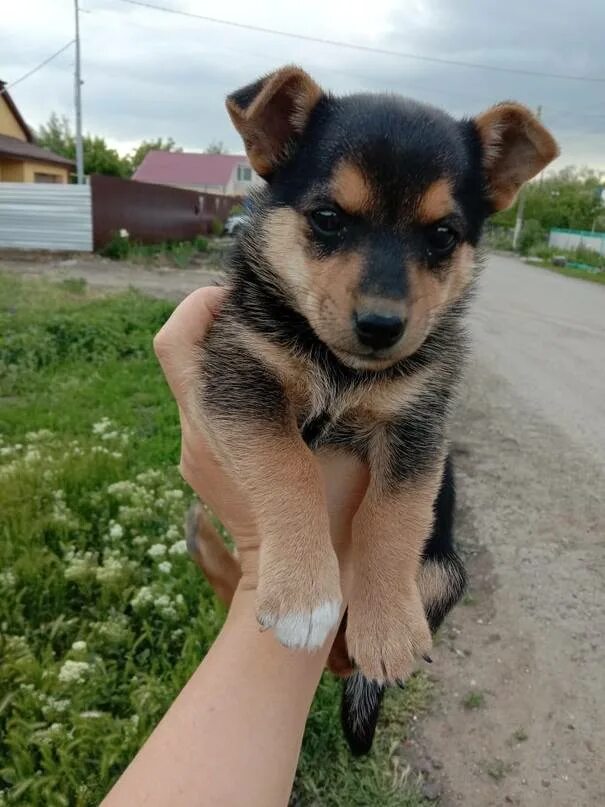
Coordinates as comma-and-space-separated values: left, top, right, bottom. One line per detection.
463, 690, 486, 710
100, 232, 209, 268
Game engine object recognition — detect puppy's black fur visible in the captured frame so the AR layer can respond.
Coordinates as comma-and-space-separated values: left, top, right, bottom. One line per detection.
196, 67, 557, 754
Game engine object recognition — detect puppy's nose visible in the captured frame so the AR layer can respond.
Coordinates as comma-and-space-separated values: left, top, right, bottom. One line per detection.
354, 312, 405, 350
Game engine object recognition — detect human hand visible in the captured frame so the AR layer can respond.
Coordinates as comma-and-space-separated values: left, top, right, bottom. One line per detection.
154, 287, 368, 599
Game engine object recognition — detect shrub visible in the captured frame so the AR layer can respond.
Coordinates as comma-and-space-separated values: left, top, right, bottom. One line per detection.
100, 232, 130, 260
211, 218, 224, 237
518, 219, 546, 255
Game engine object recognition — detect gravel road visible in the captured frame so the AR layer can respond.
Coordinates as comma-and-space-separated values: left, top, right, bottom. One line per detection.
3, 252, 604, 805
409, 255, 605, 806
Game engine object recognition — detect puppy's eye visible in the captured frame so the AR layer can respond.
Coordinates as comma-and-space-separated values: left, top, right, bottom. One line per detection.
426, 224, 459, 255
309, 208, 345, 237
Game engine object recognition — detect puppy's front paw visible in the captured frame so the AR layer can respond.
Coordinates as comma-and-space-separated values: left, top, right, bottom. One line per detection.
346, 587, 432, 683
256, 553, 341, 650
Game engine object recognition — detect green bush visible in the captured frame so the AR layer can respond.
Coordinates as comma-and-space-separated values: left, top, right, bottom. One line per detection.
100, 233, 130, 260
193, 235, 209, 253
211, 218, 224, 237
519, 219, 546, 256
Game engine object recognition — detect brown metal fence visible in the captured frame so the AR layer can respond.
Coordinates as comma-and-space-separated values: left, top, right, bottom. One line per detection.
90, 174, 239, 249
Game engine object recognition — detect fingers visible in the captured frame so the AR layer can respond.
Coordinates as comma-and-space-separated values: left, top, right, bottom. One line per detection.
154, 286, 227, 399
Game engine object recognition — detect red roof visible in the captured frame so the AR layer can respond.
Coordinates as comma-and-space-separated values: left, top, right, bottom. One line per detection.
133, 151, 248, 186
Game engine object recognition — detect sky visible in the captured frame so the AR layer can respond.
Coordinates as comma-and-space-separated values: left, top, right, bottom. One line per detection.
2, 0, 605, 171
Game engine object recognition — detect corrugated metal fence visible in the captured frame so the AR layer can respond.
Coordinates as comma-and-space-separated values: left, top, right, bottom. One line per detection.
0, 183, 93, 251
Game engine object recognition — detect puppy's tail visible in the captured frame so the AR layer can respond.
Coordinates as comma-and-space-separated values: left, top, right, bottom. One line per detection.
340, 672, 385, 756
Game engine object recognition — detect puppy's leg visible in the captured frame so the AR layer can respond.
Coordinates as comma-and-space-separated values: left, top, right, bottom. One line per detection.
185, 501, 241, 607
346, 460, 444, 683
198, 339, 340, 650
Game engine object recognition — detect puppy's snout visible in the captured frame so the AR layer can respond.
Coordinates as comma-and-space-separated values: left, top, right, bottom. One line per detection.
354, 311, 406, 350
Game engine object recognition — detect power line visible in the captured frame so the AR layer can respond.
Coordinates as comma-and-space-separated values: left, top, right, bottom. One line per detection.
116, 0, 605, 85
0, 40, 76, 95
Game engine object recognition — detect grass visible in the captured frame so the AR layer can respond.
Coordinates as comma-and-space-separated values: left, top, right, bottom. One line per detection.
462, 690, 485, 710
100, 232, 209, 269
536, 261, 605, 285
0, 272, 428, 806
512, 727, 528, 743
484, 759, 510, 783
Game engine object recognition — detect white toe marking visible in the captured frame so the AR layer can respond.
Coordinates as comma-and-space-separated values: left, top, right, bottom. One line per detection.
274, 600, 341, 649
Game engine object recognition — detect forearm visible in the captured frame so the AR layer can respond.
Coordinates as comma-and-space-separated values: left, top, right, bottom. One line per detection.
102, 588, 332, 807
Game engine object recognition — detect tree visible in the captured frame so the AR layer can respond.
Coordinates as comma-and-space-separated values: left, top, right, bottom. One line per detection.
492, 167, 605, 233
128, 137, 181, 173
36, 113, 130, 178
205, 140, 227, 154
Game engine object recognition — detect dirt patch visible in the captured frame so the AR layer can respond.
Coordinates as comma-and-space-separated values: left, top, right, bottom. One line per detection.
401, 360, 605, 806
0, 243, 230, 302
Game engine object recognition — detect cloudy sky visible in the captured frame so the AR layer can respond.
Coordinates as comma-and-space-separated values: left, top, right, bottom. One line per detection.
2, 0, 605, 170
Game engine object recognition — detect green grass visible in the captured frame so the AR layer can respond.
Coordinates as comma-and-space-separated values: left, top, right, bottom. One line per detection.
539, 261, 605, 284
0, 272, 427, 806
462, 690, 486, 710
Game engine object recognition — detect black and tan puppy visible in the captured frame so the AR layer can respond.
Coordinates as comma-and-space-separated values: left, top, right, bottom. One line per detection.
186, 66, 558, 750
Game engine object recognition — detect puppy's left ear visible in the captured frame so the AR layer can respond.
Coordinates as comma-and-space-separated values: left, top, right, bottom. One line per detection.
474, 103, 559, 211
226, 65, 323, 178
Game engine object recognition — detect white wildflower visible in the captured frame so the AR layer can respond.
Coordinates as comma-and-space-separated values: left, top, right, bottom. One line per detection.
71, 640, 87, 653
131, 586, 154, 609
147, 543, 166, 558
131, 714, 140, 727
157, 561, 172, 574
168, 540, 188, 557
109, 522, 124, 540
155, 594, 170, 608
92, 417, 112, 435
80, 710, 104, 719
24, 448, 41, 464
100, 431, 118, 441
58, 660, 90, 684
0, 570, 16, 589
0, 446, 14, 457
111, 452, 123, 459
166, 525, 180, 541
64, 550, 97, 582
175, 594, 185, 606
135, 469, 163, 485
164, 489, 184, 501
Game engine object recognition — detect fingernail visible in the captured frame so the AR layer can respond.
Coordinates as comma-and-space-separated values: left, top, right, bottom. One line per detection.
423, 654, 433, 664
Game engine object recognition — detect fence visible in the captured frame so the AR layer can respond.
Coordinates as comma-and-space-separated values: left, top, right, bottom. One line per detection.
549, 227, 605, 256
0, 182, 93, 251
0, 177, 240, 252
90, 175, 238, 249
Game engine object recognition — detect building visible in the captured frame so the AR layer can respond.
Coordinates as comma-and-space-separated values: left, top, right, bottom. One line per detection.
133, 151, 261, 196
0, 81, 74, 183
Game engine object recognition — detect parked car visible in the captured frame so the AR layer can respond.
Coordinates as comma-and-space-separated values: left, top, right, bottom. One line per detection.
224, 213, 249, 237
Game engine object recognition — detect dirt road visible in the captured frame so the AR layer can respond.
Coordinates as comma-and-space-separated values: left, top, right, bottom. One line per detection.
409, 256, 605, 806
3, 252, 604, 804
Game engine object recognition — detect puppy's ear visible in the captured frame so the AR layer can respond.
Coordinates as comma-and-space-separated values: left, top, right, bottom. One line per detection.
226, 66, 323, 178
474, 103, 559, 211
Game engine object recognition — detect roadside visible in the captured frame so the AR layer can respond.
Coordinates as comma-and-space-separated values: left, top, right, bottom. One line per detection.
0, 246, 228, 301
404, 256, 605, 805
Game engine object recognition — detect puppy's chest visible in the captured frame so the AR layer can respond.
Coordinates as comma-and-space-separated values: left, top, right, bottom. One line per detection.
291, 367, 404, 456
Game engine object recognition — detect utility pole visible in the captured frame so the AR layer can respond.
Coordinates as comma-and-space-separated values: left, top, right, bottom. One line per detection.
74, 0, 84, 184
512, 105, 542, 251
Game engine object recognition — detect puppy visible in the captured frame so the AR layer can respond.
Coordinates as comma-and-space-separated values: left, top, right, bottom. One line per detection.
186, 66, 558, 751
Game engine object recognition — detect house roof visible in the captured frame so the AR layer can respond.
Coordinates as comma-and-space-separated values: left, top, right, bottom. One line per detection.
133, 151, 248, 186
0, 81, 33, 142
0, 81, 74, 169
0, 133, 75, 168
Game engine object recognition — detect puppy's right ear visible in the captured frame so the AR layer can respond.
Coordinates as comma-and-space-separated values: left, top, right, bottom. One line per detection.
226, 66, 323, 178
